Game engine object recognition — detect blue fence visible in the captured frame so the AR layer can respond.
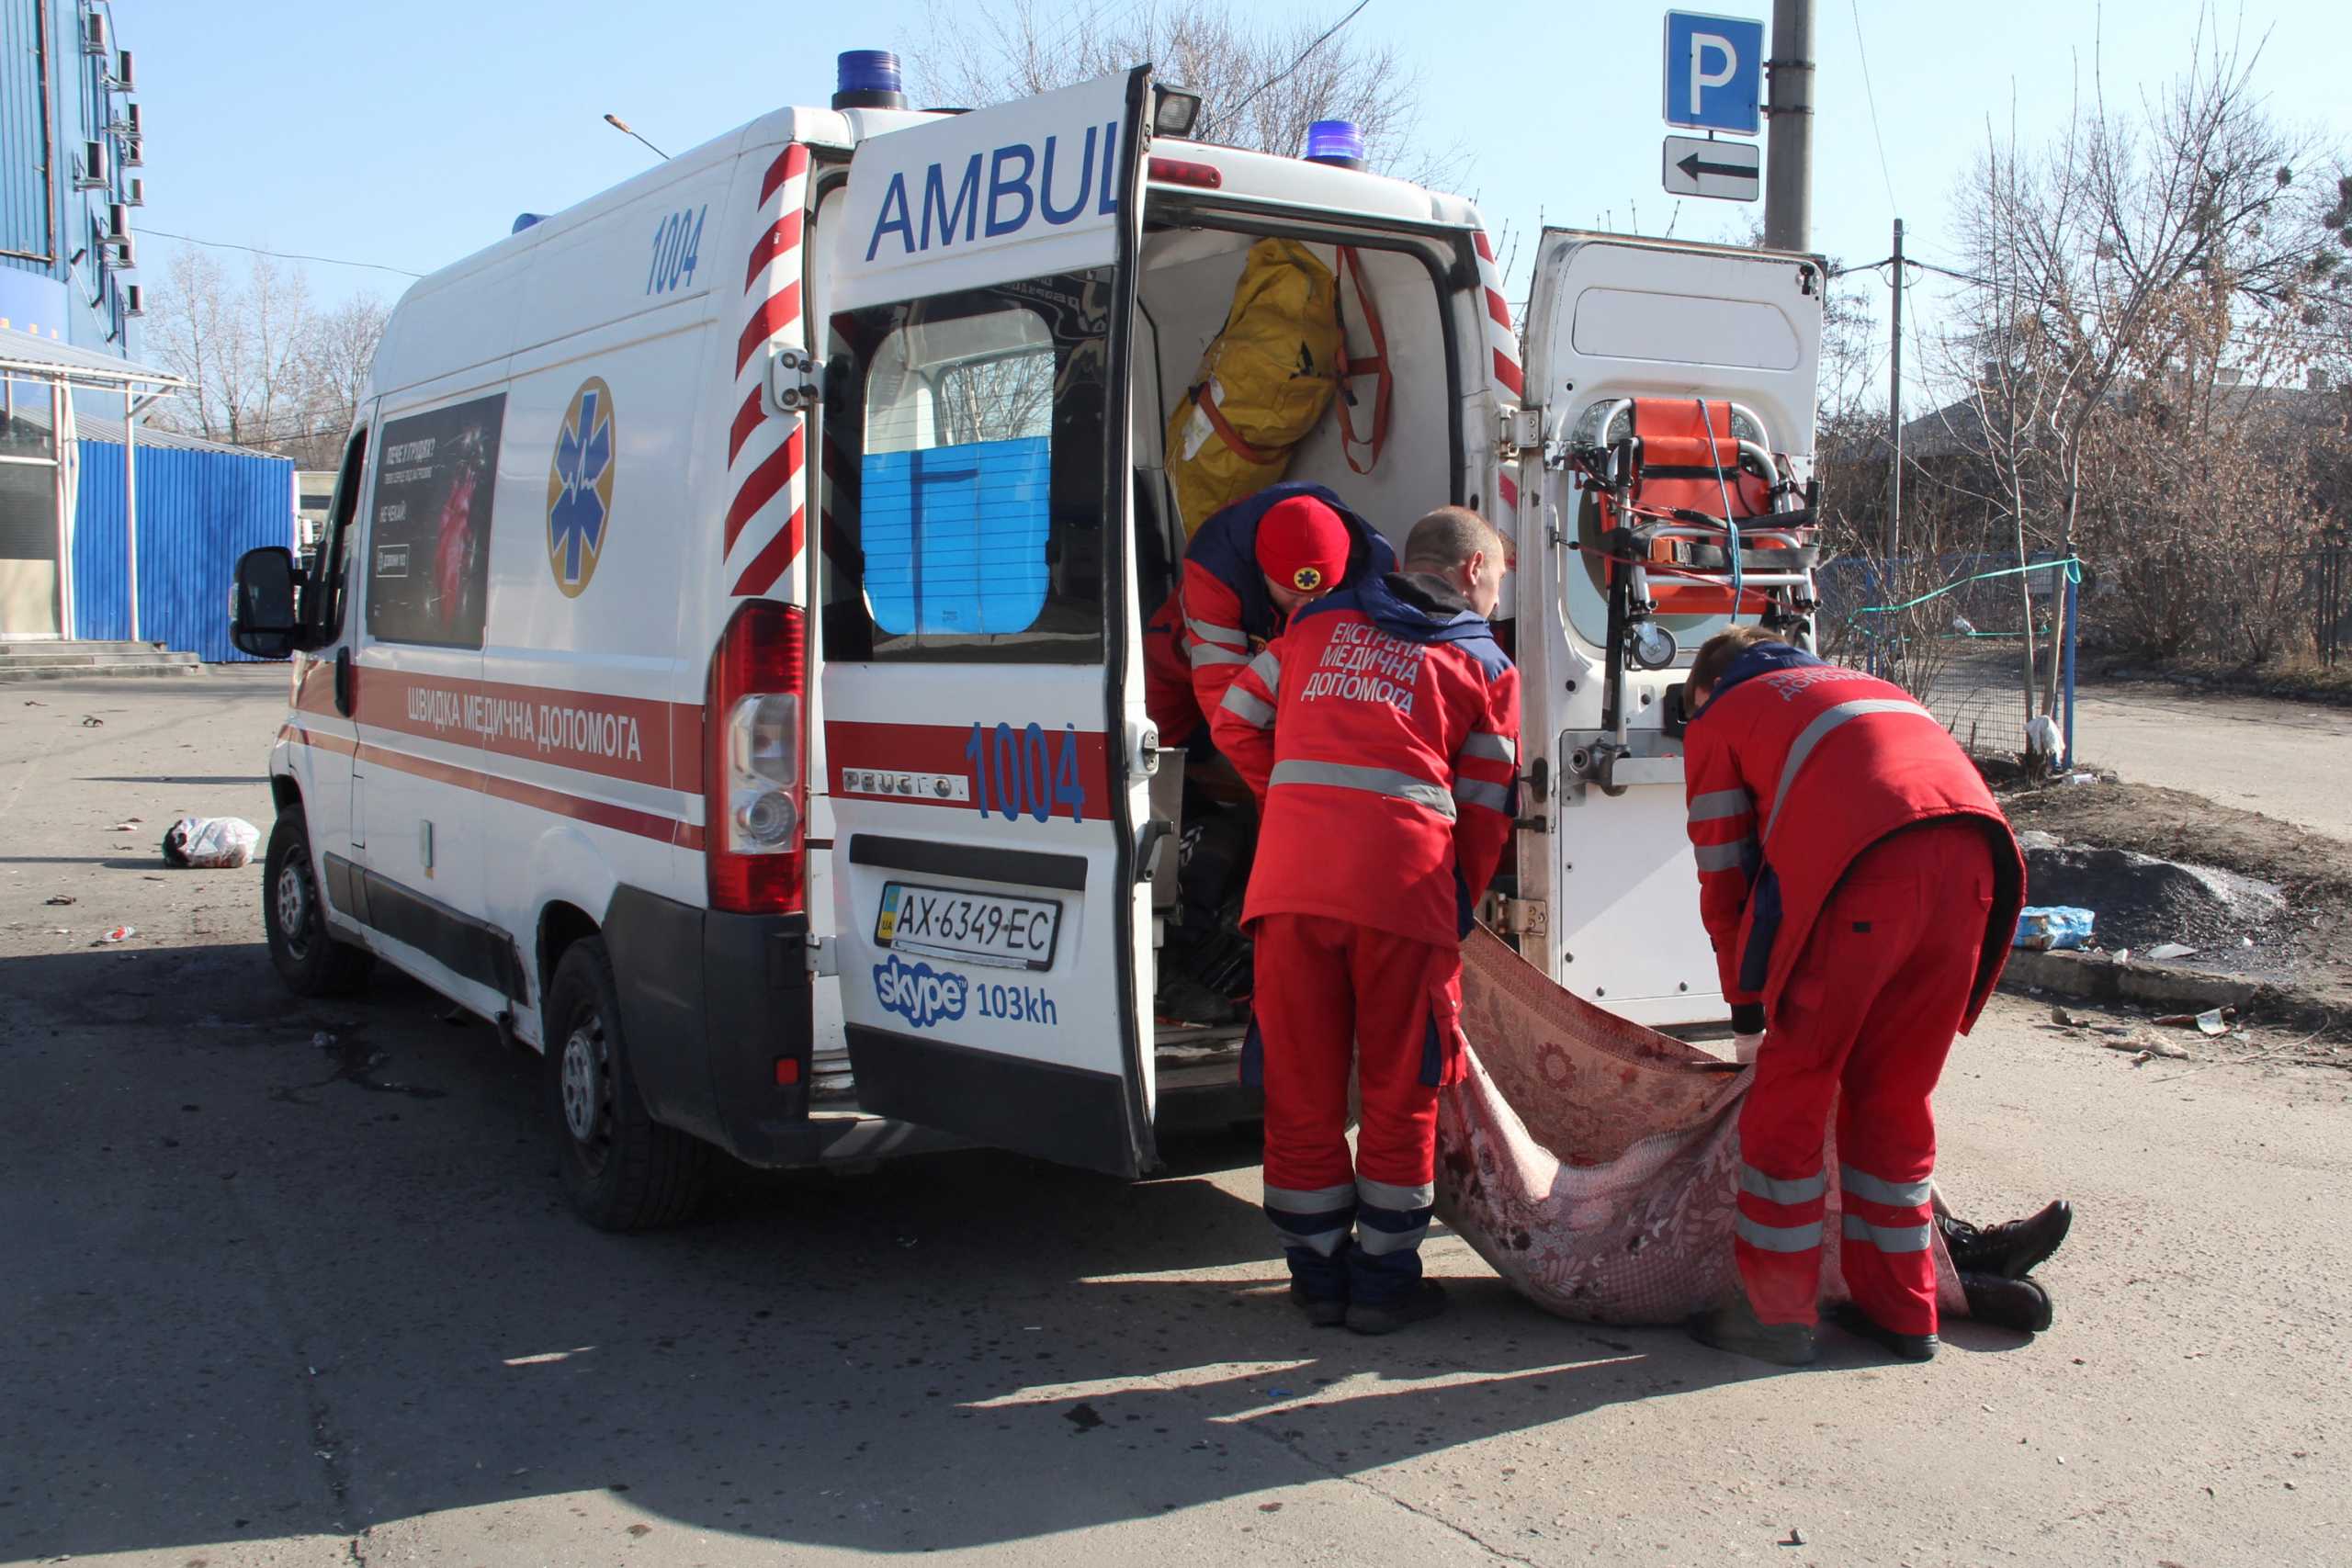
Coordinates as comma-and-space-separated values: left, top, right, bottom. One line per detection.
73, 438, 295, 660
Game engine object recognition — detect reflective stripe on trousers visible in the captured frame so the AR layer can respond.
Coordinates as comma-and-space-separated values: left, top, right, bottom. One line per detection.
1263, 1180, 1357, 1258
1353, 1175, 1433, 1258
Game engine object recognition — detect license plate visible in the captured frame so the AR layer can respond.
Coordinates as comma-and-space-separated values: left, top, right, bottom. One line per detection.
876, 882, 1062, 972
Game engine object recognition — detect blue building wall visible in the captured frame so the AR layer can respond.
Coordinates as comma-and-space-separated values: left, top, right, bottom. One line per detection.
0, 0, 141, 359
73, 437, 294, 660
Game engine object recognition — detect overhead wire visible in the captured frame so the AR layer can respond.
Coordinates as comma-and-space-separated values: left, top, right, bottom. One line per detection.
1846, 0, 1901, 220
140, 228, 425, 279
1208, 0, 1374, 139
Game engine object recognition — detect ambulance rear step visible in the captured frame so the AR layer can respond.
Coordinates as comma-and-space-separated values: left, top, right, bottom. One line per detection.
807, 1027, 1251, 1120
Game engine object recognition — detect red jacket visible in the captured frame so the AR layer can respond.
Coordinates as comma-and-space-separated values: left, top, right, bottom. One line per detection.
1682, 644, 2026, 1031
1210, 571, 1520, 949
1143, 483, 1395, 750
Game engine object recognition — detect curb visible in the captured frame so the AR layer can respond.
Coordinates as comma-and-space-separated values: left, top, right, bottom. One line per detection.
2001, 948, 2343, 1034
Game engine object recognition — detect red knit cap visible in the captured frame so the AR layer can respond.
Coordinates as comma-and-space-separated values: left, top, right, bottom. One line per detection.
1253, 495, 1352, 595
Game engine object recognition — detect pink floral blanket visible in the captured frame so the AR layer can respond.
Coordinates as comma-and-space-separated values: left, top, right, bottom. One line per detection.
1437, 928, 1964, 1325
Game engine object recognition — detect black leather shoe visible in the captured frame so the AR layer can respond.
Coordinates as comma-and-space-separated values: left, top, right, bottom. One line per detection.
1834, 1303, 1939, 1361
1288, 1280, 1348, 1328
1346, 1280, 1447, 1336
1687, 1295, 1817, 1366
1960, 1270, 2054, 1333
1940, 1200, 2072, 1279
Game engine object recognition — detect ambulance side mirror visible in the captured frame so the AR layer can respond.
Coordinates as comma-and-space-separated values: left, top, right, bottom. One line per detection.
230, 546, 303, 659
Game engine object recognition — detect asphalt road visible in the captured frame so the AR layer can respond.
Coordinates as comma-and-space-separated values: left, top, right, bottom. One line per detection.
2068, 681, 2352, 843
4, 671, 2348, 1568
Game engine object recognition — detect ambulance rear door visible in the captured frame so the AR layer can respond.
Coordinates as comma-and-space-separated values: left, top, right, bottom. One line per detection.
1514, 231, 1824, 1025
816, 69, 1162, 1174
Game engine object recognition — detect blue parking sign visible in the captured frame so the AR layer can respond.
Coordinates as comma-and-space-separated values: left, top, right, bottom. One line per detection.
1664, 11, 1765, 135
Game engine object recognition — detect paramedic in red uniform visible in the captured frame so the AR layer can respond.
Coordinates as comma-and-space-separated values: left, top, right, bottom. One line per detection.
1210, 506, 1517, 1336
1143, 481, 1396, 761
1679, 624, 2026, 1366
1144, 484, 1395, 1021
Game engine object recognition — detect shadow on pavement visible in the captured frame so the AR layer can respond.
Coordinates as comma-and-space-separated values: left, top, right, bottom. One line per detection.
3, 940, 1787, 1561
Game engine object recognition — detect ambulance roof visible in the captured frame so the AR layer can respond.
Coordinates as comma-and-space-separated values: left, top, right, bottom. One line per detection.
396, 100, 1487, 310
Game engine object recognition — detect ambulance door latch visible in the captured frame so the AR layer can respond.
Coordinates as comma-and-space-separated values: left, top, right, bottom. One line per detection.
804, 933, 839, 977
768, 347, 824, 415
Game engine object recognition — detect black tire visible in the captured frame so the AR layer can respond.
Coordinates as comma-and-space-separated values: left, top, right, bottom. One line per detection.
262, 810, 373, 998
545, 936, 709, 1232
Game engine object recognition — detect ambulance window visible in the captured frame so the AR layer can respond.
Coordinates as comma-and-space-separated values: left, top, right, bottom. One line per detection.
829, 267, 1111, 662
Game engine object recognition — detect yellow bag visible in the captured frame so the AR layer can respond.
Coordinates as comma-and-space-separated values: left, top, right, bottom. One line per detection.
1166, 239, 1342, 536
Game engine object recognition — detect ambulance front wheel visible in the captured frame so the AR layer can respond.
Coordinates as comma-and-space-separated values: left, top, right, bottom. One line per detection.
545, 935, 711, 1232
262, 811, 373, 998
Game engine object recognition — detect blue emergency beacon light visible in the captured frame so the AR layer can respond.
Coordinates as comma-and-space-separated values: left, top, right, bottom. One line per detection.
1305, 119, 1366, 170
834, 51, 910, 111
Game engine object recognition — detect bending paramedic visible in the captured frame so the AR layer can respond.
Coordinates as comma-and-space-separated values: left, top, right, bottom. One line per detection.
1679, 625, 2028, 1366
1210, 507, 1517, 1336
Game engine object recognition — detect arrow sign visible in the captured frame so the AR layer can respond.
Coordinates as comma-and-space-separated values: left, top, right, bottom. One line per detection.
1662, 134, 1759, 201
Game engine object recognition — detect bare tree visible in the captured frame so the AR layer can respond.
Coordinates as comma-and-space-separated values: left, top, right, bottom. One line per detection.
146, 251, 389, 466
912, 0, 1464, 188
1925, 10, 2349, 707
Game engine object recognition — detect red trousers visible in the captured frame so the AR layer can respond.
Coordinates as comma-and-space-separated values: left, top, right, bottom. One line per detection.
1252, 915, 1463, 1303
1735, 819, 1995, 1335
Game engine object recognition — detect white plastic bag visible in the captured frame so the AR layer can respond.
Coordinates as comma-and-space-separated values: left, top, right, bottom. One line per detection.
162, 816, 261, 870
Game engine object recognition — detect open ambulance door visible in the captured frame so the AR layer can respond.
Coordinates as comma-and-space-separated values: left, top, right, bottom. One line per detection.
816, 69, 1162, 1174
1513, 231, 1824, 1027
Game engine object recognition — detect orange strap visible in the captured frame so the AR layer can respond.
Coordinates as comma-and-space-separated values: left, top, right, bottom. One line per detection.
1334, 245, 1390, 476
1192, 381, 1276, 467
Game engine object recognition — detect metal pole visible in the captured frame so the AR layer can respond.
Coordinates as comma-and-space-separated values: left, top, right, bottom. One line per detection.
124, 388, 139, 643
1763, 0, 1815, 251
2062, 569, 2079, 769
52, 381, 72, 638
1886, 219, 1905, 571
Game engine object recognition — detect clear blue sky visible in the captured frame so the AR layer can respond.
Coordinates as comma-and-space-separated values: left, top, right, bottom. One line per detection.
127, 0, 2351, 413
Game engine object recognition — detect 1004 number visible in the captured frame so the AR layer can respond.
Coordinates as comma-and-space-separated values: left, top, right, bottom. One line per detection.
645, 206, 706, 295
964, 722, 1088, 824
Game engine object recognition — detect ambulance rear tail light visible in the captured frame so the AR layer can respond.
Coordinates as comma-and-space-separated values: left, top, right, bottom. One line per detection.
707, 602, 807, 915
1148, 156, 1222, 190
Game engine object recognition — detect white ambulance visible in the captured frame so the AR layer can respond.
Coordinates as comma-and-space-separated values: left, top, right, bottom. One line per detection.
231, 56, 1824, 1230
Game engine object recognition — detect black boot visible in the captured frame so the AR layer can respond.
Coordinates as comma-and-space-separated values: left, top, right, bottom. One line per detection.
1688, 1293, 1817, 1367
1287, 1280, 1349, 1328
1834, 1302, 1939, 1361
1960, 1271, 2054, 1333
1346, 1280, 1447, 1336
1939, 1200, 2072, 1279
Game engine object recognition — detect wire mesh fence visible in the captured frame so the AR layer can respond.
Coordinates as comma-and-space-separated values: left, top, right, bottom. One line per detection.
1815, 553, 2079, 761
2310, 547, 2349, 670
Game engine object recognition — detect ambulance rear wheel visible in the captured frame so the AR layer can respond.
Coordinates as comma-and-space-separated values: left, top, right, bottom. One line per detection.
263, 811, 373, 998
545, 935, 709, 1232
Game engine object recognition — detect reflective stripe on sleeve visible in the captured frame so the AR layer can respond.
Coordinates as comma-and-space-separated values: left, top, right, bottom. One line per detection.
1842, 1213, 1933, 1252
1188, 616, 1247, 649
1269, 759, 1456, 819
1839, 1164, 1934, 1208
1247, 649, 1281, 694
1453, 777, 1511, 814
1735, 1214, 1825, 1253
1693, 837, 1758, 874
1739, 1165, 1826, 1205
1764, 699, 1930, 839
1460, 731, 1517, 764
1689, 788, 1753, 824
1218, 684, 1274, 728
1190, 643, 1248, 669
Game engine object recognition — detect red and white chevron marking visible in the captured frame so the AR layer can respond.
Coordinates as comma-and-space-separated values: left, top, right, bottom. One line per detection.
1473, 229, 1525, 538
722, 142, 812, 601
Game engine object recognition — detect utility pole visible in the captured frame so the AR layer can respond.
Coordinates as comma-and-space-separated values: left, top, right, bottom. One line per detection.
1763, 0, 1815, 251
1886, 218, 1905, 576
